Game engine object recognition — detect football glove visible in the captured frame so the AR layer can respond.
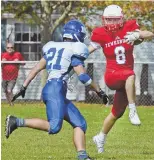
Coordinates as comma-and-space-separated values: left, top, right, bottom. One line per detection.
124, 30, 140, 45
12, 85, 27, 102
96, 89, 109, 105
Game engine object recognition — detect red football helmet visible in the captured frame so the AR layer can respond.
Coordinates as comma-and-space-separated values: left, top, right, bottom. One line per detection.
102, 5, 124, 32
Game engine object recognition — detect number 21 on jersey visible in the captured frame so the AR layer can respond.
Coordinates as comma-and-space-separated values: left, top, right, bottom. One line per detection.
46, 48, 64, 70
114, 46, 126, 64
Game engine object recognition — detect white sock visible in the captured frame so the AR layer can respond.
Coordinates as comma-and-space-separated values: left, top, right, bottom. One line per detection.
98, 132, 107, 141
128, 103, 136, 110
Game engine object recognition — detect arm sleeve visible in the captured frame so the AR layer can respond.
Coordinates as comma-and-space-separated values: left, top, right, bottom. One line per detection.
43, 54, 48, 61
72, 42, 89, 59
14, 52, 24, 60
42, 47, 46, 56
20, 53, 25, 65
78, 73, 92, 86
91, 29, 103, 44
14, 52, 25, 65
42, 41, 52, 55
71, 56, 84, 67
20, 53, 24, 61
129, 20, 140, 31
1, 53, 8, 60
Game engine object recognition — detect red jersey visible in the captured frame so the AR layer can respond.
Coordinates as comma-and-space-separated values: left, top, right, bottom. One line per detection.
91, 20, 139, 71
1, 52, 24, 80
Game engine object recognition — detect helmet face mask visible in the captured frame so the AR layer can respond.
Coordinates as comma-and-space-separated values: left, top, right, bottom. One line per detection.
62, 20, 87, 43
102, 5, 124, 32
103, 17, 123, 32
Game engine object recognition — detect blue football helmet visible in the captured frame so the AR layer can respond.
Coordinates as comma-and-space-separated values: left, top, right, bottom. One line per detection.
62, 20, 86, 43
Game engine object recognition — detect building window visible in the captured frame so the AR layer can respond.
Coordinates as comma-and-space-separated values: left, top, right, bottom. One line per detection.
1, 19, 6, 52
14, 23, 41, 61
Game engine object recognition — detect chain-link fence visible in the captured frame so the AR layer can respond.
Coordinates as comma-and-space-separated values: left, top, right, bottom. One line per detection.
84, 61, 154, 106
1, 61, 154, 106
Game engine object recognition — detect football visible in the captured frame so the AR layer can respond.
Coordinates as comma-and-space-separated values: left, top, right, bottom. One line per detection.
134, 38, 144, 45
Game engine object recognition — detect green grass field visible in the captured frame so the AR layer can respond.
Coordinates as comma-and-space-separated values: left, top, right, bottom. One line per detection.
1, 103, 154, 160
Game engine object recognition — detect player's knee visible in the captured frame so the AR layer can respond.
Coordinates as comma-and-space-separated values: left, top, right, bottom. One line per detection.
112, 109, 125, 119
77, 119, 87, 133
48, 119, 63, 134
116, 112, 125, 118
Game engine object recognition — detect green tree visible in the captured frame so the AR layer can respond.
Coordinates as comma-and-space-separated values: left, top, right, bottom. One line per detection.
2, 1, 153, 43
84, 0, 154, 31
1, 0, 92, 86
1, 1, 97, 44
105, 1, 154, 30
2, 1, 74, 44
2, 1, 153, 86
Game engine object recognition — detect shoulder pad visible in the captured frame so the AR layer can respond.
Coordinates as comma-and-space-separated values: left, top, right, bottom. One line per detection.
42, 41, 54, 55
72, 42, 89, 59
91, 27, 107, 43
124, 19, 140, 31
92, 27, 106, 36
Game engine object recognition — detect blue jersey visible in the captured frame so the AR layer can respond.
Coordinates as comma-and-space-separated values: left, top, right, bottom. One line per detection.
42, 41, 89, 82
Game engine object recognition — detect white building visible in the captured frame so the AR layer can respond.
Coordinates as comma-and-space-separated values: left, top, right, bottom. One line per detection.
1, 13, 63, 60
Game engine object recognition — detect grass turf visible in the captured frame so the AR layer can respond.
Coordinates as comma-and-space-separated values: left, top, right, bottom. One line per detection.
1, 103, 154, 160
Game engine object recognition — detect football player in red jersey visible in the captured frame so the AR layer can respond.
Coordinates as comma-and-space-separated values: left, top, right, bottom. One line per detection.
88, 4, 154, 153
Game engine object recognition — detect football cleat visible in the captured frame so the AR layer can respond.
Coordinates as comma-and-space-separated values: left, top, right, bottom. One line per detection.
5, 115, 18, 139
84, 156, 93, 160
129, 109, 141, 125
78, 156, 93, 160
93, 134, 105, 153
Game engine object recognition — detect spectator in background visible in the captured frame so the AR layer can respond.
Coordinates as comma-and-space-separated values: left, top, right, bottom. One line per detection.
1, 42, 24, 106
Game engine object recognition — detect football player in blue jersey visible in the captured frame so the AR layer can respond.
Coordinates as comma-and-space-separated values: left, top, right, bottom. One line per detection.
5, 20, 108, 160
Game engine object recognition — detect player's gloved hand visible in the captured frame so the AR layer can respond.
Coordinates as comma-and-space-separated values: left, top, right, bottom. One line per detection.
96, 89, 109, 105
124, 30, 140, 45
12, 85, 27, 102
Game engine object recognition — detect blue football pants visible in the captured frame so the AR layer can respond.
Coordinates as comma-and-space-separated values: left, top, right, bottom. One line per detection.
42, 79, 87, 134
